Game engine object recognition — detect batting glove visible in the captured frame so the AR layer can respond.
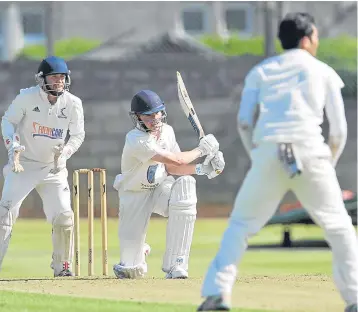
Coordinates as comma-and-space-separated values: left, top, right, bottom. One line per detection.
195, 156, 224, 180
197, 134, 219, 157
203, 151, 225, 174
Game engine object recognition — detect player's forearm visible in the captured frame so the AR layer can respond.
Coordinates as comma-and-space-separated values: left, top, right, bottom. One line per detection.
165, 163, 196, 175
1, 118, 18, 150
152, 148, 201, 166
1, 118, 16, 139
327, 115, 347, 166
324, 77, 347, 167
237, 123, 254, 156
329, 133, 347, 167
175, 149, 202, 164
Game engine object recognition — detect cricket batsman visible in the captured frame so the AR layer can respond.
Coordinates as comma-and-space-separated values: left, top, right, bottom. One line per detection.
113, 89, 225, 279
198, 13, 358, 312
0, 56, 85, 277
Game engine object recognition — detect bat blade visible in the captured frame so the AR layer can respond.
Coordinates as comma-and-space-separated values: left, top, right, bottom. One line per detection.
177, 71, 205, 139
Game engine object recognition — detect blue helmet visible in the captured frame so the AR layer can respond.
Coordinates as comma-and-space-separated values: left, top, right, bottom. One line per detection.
129, 90, 167, 132
35, 56, 71, 97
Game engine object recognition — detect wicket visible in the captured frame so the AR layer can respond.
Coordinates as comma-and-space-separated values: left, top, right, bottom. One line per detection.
72, 168, 108, 277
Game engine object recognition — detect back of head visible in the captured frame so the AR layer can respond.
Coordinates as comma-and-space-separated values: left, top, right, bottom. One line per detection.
278, 13, 315, 50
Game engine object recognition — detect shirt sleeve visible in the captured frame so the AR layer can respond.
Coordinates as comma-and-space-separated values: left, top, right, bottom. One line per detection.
170, 126, 181, 153
128, 135, 160, 163
237, 68, 260, 155
324, 68, 347, 165
66, 99, 85, 156
1, 93, 26, 149
237, 68, 260, 127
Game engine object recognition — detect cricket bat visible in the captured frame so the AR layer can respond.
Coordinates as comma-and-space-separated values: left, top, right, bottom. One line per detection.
176, 71, 205, 139
176, 71, 222, 174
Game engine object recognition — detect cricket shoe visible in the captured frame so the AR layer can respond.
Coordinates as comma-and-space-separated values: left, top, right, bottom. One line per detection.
345, 304, 357, 312
54, 269, 74, 277
51, 261, 74, 277
164, 266, 188, 279
197, 295, 231, 311
113, 243, 151, 279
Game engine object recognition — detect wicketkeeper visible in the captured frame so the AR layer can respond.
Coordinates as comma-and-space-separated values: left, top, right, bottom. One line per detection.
113, 89, 225, 279
0, 56, 85, 277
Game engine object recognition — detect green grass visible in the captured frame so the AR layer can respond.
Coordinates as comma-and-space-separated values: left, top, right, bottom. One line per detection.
0, 218, 343, 312
0, 290, 268, 312
201, 35, 357, 71
1, 219, 330, 278
18, 37, 101, 60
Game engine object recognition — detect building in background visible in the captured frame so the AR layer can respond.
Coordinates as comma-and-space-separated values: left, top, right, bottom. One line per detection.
0, 1, 356, 60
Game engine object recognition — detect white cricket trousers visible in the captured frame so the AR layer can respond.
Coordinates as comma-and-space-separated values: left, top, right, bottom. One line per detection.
201, 143, 358, 306
0, 159, 73, 272
117, 176, 174, 267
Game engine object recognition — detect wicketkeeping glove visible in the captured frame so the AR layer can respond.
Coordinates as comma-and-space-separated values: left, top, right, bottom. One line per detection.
50, 144, 73, 174
8, 145, 25, 173
5, 133, 25, 173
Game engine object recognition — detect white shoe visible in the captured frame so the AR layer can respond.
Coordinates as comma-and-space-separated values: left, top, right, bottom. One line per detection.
165, 266, 188, 279
113, 243, 151, 279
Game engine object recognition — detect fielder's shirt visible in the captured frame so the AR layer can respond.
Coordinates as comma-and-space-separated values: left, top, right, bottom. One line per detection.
238, 48, 347, 162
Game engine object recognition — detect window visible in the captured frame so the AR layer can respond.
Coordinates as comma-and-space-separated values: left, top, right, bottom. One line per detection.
20, 7, 45, 45
22, 11, 43, 34
181, 3, 209, 34
0, 6, 46, 60
224, 2, 253, 36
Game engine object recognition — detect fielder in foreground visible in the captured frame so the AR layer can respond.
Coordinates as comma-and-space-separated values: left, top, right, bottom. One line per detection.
198, 13, 358, 312
113, 90, 225, 279
0, 56, 85, 277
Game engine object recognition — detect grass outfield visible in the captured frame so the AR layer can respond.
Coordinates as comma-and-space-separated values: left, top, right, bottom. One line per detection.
0, 218, 344, 312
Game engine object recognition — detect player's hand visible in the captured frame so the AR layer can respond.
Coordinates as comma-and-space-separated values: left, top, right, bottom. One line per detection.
195, 161, 224, 180
203, 151, 225, 175
50, 144, 68, 174
8, 144, 25, 173
197, 134, 219, 156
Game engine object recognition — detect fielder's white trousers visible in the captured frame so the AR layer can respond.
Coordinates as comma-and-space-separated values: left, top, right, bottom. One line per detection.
201, 143, 358, 306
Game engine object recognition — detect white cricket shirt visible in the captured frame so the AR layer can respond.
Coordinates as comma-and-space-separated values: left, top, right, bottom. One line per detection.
1, 85, 85, 163
238, 49, 347, 159
119, 123, 180, 192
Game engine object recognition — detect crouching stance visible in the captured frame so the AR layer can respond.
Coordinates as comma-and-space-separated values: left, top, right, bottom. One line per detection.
0, 56, 85, 277
113, 90, 225, 279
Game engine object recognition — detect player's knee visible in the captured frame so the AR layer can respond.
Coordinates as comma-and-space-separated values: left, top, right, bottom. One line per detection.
52, 211, 74, 228
169, 176, 197, 214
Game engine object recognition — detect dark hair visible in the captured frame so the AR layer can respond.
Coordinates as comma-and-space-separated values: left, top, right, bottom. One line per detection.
278, 13, 315, 50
